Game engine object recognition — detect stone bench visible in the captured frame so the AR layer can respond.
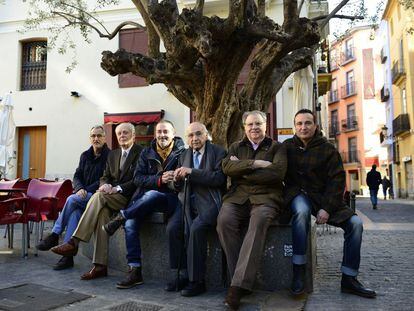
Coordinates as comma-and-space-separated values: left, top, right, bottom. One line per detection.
82, 212, 316, 292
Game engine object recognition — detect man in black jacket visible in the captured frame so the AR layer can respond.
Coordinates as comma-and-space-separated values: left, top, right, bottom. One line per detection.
103, 120, 185, 290
36, 125, 110, 270
284, 109, 376, 299
173, 122, 226, 297
366, 165, 382, 209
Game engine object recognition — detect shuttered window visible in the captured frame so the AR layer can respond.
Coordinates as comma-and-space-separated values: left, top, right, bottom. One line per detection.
118, 28, 148, 88
21, 41, 47, 91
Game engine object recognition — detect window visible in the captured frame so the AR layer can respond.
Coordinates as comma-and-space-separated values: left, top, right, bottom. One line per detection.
329, 110, 339, 137
21, 41, 47, 91
401, 88, 407, 113
118, 28, 148, 88
348, 137, 358, 163
344, 39, 354, 61
345, 70, 355, 96
346, 104, 357, 129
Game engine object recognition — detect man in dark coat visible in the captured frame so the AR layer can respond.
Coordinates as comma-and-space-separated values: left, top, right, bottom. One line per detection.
217, 111, 287, 310
366, 164, 382, 209
36, 125, 110, 270
51, 122, 143, 280
172, 122, 226, 297
103, 120, 186, 290
284, 109, 376, 298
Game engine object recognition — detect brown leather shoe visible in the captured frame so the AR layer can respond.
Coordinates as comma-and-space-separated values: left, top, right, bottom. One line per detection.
80, 265, 108, 280
224, 286, 247, 310
50, 238, 78, 256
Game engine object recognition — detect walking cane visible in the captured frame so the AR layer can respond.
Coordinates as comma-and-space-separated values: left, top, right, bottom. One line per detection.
176, 176, 189, 291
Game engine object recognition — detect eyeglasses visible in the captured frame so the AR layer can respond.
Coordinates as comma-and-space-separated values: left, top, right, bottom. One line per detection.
244, 122, 264, 128
187, 131, 204, 138
90, 134, 105, 138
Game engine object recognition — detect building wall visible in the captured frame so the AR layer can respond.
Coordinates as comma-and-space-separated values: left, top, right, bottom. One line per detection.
0, 2, 189, 180
329, 27, 386, 193
0, 1, 326, 179
383, 0, 414, 198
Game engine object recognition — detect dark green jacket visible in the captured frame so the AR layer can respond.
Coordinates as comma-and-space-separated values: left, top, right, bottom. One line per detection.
283, 132, 354, 225
222, 136, 287, 214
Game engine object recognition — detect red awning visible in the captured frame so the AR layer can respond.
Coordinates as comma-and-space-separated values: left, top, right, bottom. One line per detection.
104, 110, 165, 124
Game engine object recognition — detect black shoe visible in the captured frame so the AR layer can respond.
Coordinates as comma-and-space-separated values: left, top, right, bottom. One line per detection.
341, 274, 376, 298
290, 264, 306, 295
164, 277, 189, 292
373, 204, 377, 210
103, 213, 126, 236
181, 281, 206, 297
53, 256, 74, 270
36, 233, 59, 251
116, 266, 144, 289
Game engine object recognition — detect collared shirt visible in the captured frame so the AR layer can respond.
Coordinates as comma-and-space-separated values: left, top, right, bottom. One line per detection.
248, 138, 264, 151
193, 144, 206, 168
120, 144, 133, 158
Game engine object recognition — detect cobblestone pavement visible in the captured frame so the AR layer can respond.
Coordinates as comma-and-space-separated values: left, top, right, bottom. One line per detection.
306, 197, 414, 311
0, 197, 413, 310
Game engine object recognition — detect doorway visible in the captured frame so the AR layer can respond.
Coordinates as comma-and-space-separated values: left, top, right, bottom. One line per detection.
17, 126, 46, 179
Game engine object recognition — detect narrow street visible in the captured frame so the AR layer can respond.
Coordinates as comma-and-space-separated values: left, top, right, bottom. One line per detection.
0, 197, 413, 310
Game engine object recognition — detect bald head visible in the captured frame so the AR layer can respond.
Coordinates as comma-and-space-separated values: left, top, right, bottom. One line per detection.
186, 122, 209, 151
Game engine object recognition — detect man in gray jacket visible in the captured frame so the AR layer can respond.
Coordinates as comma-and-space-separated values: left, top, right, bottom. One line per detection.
173, 122, 226, 297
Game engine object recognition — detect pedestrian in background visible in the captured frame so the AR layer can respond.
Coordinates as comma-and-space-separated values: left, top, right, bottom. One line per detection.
381, 176, 391, 200
366, 165, 382, 209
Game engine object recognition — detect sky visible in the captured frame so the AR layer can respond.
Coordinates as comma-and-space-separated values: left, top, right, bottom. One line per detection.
327, 0, 386, 36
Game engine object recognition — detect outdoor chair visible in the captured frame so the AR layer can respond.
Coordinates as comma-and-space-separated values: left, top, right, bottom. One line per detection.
24, 179, 72, 255
0, 195, 29, 257
0, 178, 31, 245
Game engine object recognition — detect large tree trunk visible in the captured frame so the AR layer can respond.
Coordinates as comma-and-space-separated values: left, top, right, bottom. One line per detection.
100, 0, 328, 147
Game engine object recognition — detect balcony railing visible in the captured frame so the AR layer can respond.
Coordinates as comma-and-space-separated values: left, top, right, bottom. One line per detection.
341, 81, 357, 98
392, 60, 405, 83
340, 150, 360, 163
341, 47, 355, 64
328, 90, 339, 104
392, 114, 410, 136
341, 116, 358, 132
380, 85, 390, 102
328, 121, 340, 138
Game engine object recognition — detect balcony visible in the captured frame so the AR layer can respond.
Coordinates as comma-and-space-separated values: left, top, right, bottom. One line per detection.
341, 116, 359, 132
380, 85, 390, 102
341, 47, 355, 64
328, 89, 339, 104
380, 47, 387, 63
392, 60, 405, 84
328, 121, 340, 138
392, 113, 410, 136
340, 150, 360, 164
341, 81, 357, 98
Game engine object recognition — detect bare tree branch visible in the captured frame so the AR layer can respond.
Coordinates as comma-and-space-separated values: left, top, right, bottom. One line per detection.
258, 0, 265, 17
53, 11, 144, 39
312, 14, 364, 22
320, 0, 351, 28
131, 0, 161, 57
194, 0, 205, 14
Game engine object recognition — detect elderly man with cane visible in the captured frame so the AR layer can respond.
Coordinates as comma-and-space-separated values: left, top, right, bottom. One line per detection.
173, 122, 226, 296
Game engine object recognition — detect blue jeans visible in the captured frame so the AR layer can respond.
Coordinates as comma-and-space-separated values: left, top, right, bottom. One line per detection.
369, 189, 378, 206
52, 192, 92, 243
122, 190, 182, 267
290, 194, 363, 276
